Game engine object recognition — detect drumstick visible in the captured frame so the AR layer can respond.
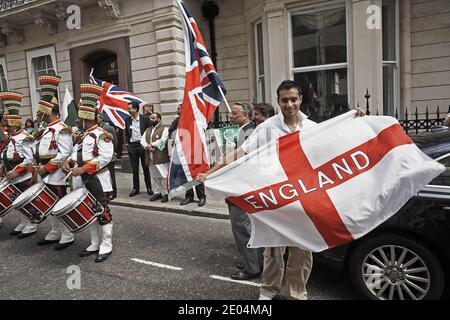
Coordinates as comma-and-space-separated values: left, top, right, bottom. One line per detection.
63, 164, 78, 182
1, 165, 19, 182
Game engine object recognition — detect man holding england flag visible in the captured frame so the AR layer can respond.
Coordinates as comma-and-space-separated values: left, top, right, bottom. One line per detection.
198, 79, 444, 300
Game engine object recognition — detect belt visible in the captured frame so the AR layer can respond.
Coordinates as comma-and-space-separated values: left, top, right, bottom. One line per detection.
97, 167, 109, 174
129, 141, 141, 145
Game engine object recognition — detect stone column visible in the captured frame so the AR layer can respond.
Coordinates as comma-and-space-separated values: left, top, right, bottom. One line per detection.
350, 0, 383, 114
153, 0, 185, 124
399, 0, 411, 117
264, 1, 288, 108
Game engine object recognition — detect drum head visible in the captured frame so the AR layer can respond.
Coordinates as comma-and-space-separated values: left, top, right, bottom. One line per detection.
11, 182, 45, 209
52, 188, 88, 216
0, 180, 11, 192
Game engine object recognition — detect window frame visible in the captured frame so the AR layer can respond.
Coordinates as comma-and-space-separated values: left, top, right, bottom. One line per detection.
288, 0, 349, 108
382, 0, 400, 116
254, 20, 265, 103
26, 46, 57, 116
0, 56, 8, 91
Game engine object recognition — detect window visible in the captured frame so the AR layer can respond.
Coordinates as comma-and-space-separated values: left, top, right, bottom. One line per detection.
382, 0, 399, 116
255, 21, 265, 102
0, 56, 8, 91
26, 46, 57, 115
290, 1, 348, 121
429, 153, 450, 187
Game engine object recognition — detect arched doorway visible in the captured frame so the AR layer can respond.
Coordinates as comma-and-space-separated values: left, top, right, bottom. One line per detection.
83, 51, 125, 159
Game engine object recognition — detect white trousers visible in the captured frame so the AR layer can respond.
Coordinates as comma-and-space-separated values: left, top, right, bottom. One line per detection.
86, 222, 113, 255
45, 215, 74, 244
149, 164, 168, 196
14, 212, 38, 234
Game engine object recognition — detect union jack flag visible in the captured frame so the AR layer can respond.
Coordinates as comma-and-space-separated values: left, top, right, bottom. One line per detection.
89, 76, 145, 129
168, 0, 227, 195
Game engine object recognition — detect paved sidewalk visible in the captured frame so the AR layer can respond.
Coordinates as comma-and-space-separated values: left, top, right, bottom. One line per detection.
111, 171, 229, 220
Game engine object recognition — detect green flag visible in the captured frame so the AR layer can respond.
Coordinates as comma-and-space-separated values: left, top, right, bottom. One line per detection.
61, 85, 78, 128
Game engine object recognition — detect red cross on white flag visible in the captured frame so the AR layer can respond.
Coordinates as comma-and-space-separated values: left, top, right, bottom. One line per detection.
205, 111, 445, 252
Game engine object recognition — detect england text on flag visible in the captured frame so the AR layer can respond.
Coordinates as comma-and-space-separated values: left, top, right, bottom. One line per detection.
168, 1, 227, 194
89, 76, 144, 129
205, 112, 445, 252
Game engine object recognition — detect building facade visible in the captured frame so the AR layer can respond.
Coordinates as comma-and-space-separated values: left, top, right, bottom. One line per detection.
0, 0, 449, 125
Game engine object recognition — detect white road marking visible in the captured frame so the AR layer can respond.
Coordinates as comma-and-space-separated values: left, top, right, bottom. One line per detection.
131, 258, 183, 271
209, 275, 262, 287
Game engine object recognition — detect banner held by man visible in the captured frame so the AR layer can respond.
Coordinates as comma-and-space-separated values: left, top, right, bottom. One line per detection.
205, 111, 445, 252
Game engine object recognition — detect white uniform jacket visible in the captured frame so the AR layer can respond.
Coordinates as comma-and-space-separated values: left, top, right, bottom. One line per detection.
69, 125, 114, 192
23, 119, 73, 186
1, 129, 33, 184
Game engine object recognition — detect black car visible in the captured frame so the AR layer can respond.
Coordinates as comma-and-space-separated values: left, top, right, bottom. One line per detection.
318, 130, 450, 300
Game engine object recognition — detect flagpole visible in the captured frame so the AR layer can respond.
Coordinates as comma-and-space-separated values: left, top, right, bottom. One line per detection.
218, 86, 231, 113
176, 0, 231, 115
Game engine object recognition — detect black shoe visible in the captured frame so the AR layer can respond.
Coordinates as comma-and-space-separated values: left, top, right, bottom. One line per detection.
10, 230, 21, 236
198, 198, 206, 207
147, 189, 154, 196
161, 195, 169, 203
17, 231, 36, 239
129, 190, 139, 197
272, 295, 288, 300
180, 198, 194, 206
55, 241, 74, 251
95, 252, 112, 263
235, 261, 245, 270
37, 239, 59, 246
110, 193, 117, 200
79, 249, 99, 258
230, 270, 259, 280
150, 194, 162, 202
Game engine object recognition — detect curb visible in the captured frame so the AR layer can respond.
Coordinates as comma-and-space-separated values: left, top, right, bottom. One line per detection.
110, 199, 229, 220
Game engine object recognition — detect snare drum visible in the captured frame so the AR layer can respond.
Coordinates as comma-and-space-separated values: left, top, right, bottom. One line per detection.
12, 182, 59, 223
51, 188, 102, 233
0, 180, 21, 217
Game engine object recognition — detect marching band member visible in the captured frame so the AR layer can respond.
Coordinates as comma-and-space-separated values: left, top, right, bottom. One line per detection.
0, 105, 9, 231
0, 91, 36, 238
63, 83, 114, 263
27, 75, 75, 250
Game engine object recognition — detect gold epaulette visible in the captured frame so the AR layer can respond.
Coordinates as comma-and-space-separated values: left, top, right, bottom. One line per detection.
59, 126, 73, 135
24, 134, 35, 142
99, 131, 113, 141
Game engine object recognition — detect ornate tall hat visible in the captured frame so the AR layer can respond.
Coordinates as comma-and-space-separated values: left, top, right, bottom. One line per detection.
78, 83, 103, 120
37, 74, 61, 115
0, 91, 23, 127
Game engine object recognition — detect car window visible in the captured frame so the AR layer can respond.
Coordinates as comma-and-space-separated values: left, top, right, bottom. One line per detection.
429, 153, 450, 186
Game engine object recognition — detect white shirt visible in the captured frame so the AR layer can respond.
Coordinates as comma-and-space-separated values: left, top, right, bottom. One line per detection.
130, 115, 141, 143
241, 111, 317, 154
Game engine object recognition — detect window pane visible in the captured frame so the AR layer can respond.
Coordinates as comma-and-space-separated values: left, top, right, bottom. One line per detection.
294, 68, 348, 121
383, 64, 395, 116
257, 77, 265, 103
429, 156, 450, 186
32, 56, 46, 71
382, 0, 396, 61
256, 22, 264, 75
45, 55, 54, 69
292, 7, 347, 68
0, 65, 6, 91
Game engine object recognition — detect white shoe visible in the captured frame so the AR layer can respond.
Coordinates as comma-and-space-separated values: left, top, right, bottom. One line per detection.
258, 294, 272, 300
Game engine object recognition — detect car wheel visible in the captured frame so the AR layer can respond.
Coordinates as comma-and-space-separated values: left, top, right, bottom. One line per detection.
348, 234, 445, 300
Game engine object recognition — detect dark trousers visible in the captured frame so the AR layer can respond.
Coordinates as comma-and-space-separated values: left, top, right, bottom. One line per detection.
227, 203, 263, 275
127, 142, 151, 192
185, 183, 206, 200
108, 161, 117, 195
